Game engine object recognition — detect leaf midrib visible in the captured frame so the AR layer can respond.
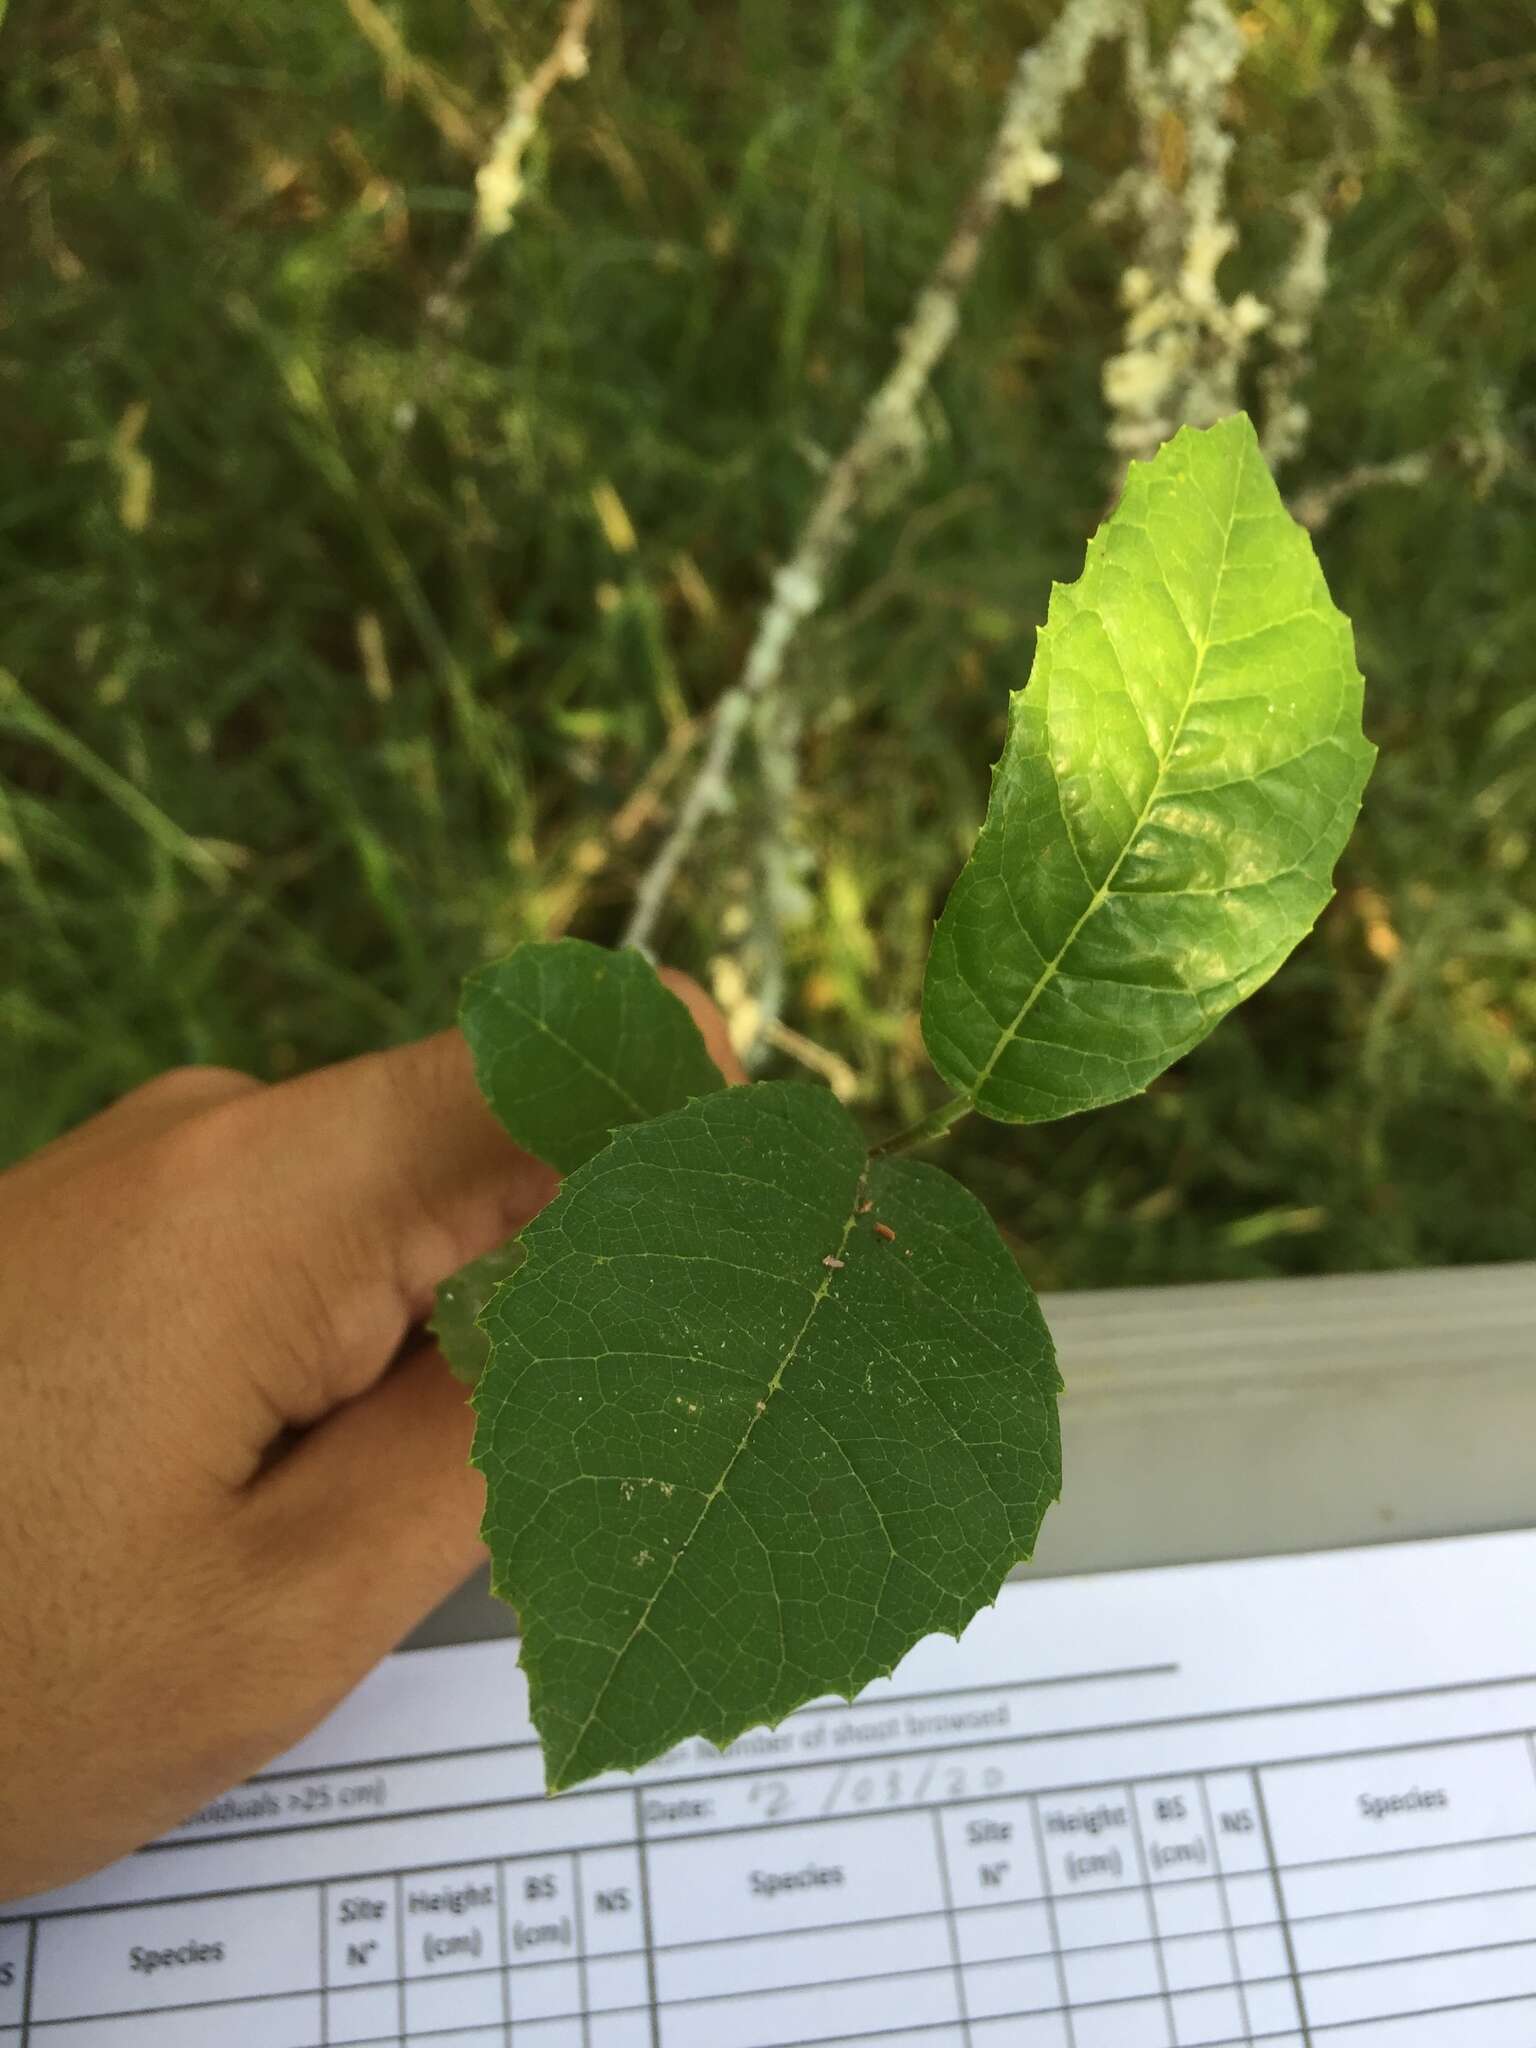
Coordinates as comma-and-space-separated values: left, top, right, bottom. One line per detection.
546, 1170, 869, 1785
483, 980, 654, 1124
967, 459, 1243, 1103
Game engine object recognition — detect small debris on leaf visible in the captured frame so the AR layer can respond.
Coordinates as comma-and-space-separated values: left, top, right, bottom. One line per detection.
874, 1221, 897, 1243
822, 1254, 845, 1270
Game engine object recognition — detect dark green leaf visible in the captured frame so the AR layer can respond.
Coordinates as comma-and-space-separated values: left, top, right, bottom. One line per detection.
461, 938, 724, 1172
923, 414, 1376, 1123
473, 1082, 1060, 1790
430, 1240, 526, 1385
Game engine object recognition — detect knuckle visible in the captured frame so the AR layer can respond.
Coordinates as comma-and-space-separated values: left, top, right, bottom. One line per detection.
142, 1084, 259, 1177
122, 1062, 262, 1116
366, 1044, 489, 1282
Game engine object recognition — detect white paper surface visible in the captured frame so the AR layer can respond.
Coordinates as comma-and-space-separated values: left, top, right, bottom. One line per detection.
10, 1529, 1536, 2046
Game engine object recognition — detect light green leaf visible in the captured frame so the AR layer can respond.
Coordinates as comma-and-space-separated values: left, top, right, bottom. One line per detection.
461, 938, 723, 1172
430, 1240, 526, 1385
473, 1081, 1060, 1791
922, 413, 1375, 1124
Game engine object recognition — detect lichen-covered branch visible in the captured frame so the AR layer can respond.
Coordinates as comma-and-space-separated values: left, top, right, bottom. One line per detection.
1101, 0, 1266, 471
474, 0, 595, 240
623, 0, 1128, 961
430, 0, 596, 320
1257, 193, 1334, 469
1289, 450, 1434, 530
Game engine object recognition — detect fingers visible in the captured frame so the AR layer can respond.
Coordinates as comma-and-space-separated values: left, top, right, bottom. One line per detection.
239, 1346, 487, 1709
114, 1064, 265, 1127
236, 971, 742, 1577
198, 983, 737, 1428
15, 1064, 263, 1188
189, 1031, 558, 1427
134, 974, 736, 1443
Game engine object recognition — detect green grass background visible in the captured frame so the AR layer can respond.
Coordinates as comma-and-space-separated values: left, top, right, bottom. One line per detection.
2, 1, 1533, 1287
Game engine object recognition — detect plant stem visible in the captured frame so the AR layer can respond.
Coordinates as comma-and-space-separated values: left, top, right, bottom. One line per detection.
872, 1094, 974, 1159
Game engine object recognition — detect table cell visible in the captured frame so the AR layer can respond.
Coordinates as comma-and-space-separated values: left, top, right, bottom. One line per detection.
1054, 1886, 1153, 1953
1304, 1937, 1536, 2031
589, 2013, 651, 2048
645, 1811, 942, 1948
823, 1744, 1014, 1822
1222, 1869, 1280, 1928
637, 1753, 881, 1842
640, 1785, 732, 1837
1062, 1935, 1164, 2008
1302, 1998, 1536, 2047
325, 1879, 396, 1987
400, 1864, 501, 1979
0, 1923, 25, 2028
1071, 1994, 1172, 2048
939, 1796, 1045, 1906
504, 1853, 578, 1968
1240, 1976, 1300, 2035
657, 1911, 946, 2004
325, 1978, 399, 2044
962, 1951, 1060, 2021
404, 1966, 504, 2033
508, 1956, 582, 2020
173, 1742, 550, 1848
579, 1846, 646, 1956
1036, 1785, 1138, 1896
31, 1890, 320, 2021
1154, 1880, 1227, 1939
1171, 1984, 1244, 2046
1292, 1881, 1536, 1975
1162, 1930, 1232, 1993
970, 2019, 1068, 2048
1261, 1736, 1536, 1870
823, 2031, 966, 2048
1232, 1923, 1288, 1980
513, 2023, 584, 2048
655, 1963, 959, 2048
588, 1950, 648, 2013
1, 2030, 18, 2047
32, 1993, 322, 2047
413, 2033, 502, 2048
955, 1899, 1053, 1967
1283, 1830, 1536, 1922
1203, 1773, 1268, 1877
1136, 1781, 1216, 1885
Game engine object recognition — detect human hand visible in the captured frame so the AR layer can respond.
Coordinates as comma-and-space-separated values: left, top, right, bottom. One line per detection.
0, 979, 738, 1899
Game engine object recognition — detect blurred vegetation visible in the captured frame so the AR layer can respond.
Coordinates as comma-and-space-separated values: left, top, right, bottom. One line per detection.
2, 0, 1533, 1287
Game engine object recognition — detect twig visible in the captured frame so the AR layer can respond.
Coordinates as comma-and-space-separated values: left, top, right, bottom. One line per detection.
757, 1019, 864, 1105
429, 0, 595, 322
622, 0, 1127, 958
609, 715, 701, 846
534, 715, 702, 937
342, 0, 482, 159
476, 0, 594, 238
1290, 450, 1435, 531
1289, 340, 1514, 535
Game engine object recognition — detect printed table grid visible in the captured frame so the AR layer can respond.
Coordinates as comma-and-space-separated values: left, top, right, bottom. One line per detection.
14, 1537, 1536, 2048
12, 1721, 1536, 2046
